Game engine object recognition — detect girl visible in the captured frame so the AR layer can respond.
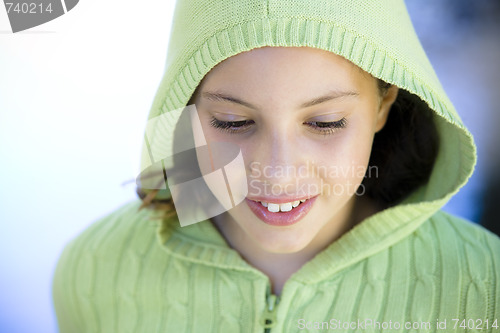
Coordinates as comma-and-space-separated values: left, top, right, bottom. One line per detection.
53, 0, 500, 332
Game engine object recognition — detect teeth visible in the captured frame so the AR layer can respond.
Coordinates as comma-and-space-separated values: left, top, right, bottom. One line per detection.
267, 203, 280, 213
256, 199, 307, 212
280, 202, 293, 212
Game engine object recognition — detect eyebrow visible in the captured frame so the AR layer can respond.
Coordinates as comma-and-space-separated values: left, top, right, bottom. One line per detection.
202, 90, 359, 109
202, 91, 257, 109
300, 90, 359, 108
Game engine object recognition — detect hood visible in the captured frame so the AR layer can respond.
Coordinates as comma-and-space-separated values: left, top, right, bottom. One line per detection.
138, 0, 476, 258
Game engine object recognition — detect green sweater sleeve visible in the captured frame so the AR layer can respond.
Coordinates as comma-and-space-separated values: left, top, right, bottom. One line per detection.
52, 201, 158, 333
52, 237, 83, 333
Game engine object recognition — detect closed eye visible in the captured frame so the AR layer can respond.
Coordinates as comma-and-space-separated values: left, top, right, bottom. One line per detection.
209, 117, 255, 134
209, 116, 347, 135
304, 118, 347, 135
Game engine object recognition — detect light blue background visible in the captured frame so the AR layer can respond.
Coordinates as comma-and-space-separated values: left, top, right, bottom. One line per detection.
0, 1, 499, 332
0, 1, 176, 332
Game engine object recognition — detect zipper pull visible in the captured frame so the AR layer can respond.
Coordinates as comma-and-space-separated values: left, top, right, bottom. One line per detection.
261, 293, 279, 330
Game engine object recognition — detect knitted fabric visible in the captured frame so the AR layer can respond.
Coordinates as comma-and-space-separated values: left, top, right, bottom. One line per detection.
53, 201, 500, 332
53, 0, 500, 332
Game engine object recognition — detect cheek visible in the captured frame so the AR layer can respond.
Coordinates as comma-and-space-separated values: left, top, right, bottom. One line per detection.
340, 125, 375, 165
312, 124, 376, 189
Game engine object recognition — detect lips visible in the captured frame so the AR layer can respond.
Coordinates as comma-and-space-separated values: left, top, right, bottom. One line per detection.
245, 196, 317, 226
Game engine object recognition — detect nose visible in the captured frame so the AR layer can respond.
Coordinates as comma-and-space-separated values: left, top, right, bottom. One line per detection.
249, 124, 305, 186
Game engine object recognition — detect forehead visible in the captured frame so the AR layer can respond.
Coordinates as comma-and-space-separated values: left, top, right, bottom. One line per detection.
196, 47, 376, 99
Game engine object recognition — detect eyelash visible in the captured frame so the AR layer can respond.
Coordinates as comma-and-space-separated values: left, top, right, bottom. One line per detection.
209, 118, 255, 134
304, 118, 348, 135
209, 117, 347, 135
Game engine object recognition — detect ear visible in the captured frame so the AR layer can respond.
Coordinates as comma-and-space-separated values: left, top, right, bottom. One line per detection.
375, 85, 398, 132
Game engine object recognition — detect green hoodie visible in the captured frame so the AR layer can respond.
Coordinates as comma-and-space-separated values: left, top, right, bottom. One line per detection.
53, 0, 500, 332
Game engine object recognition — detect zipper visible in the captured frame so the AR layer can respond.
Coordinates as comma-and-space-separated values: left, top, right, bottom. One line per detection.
261, 286, 279, 333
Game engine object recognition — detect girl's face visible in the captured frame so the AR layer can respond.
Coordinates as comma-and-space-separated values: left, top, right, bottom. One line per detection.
192, 47, 397, 254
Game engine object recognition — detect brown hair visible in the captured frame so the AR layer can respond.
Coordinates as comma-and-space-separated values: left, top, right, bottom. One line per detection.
364, 80, 439, 208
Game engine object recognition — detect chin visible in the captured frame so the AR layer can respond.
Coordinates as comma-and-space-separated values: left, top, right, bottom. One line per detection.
249, 227, 313, 254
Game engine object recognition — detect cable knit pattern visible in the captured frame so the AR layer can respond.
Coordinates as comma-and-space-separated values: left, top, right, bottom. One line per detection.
52, 0, 499, 332
53, 201, 500, 332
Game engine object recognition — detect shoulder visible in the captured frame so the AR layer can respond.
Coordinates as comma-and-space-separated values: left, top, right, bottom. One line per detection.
422, 210, 500, 257
53, 200, 163, 288
52, 200, 164, 331
59, 200, 160, 259
412, 210, 500, 270
415, 210, 500, 310
387, 210, 500, 318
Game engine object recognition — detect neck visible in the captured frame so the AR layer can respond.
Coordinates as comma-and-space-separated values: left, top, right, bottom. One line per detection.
211, 195, 377, 295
